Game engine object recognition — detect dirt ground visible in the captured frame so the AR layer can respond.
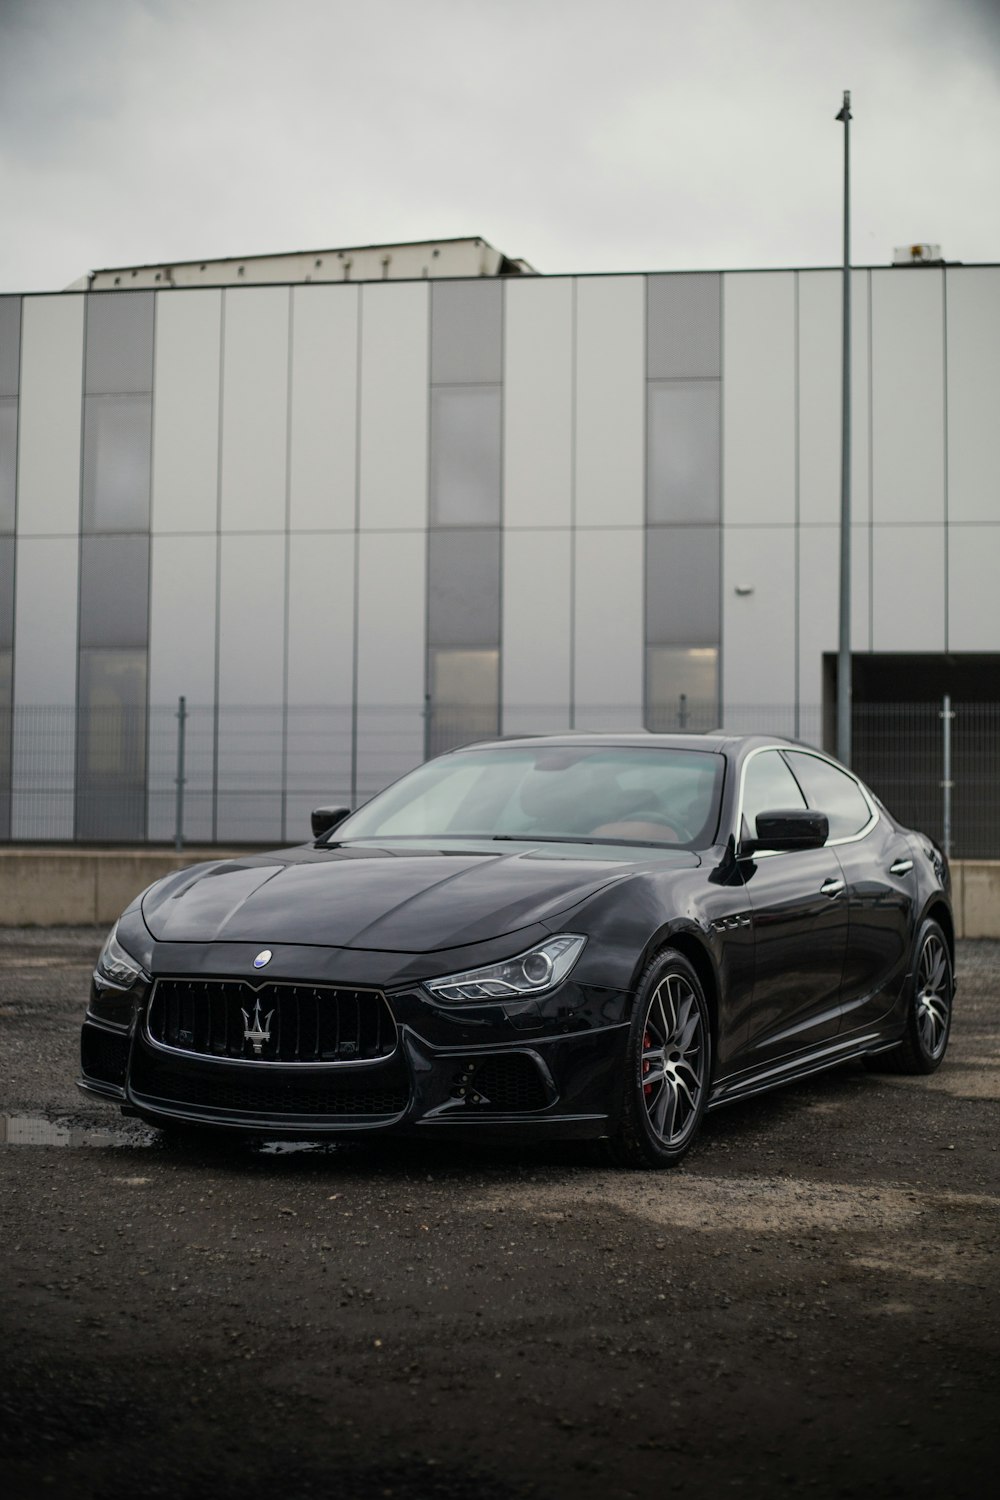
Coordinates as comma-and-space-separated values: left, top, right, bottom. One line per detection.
0, 927, 997, 1500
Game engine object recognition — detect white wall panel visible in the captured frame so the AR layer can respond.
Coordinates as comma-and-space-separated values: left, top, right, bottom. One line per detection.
151, 291, 221, 534
721, 527, 797, 714
573, 529, 643, 718
946, 267, 1000, 524
216, 534, 286, 839
290, 286, 359, 531
219, 288, 289, 532
871, 526, 945, 651
574, 277, 645, 529
722, 274, 796, 525
504, 279, 574, 528
356, 530, 425, 796
870, 269, 945, 524
11, 538, 78, 838
147, 535, 218, 840
502, 529, 571, 731
358, 283, 428, 530
287, 533, 355, 705
948, 526, 1000, 651
798, 270, 871, 526
796, 525, 871, 708
17, 297, 84, 535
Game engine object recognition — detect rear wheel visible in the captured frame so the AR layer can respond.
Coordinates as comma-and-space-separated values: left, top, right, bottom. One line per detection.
881, 918, 953, 1075
609, 949, 711, 1168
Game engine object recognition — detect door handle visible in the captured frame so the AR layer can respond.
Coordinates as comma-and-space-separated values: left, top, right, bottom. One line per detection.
820, 877, 845, 897
889, 858, 913, 876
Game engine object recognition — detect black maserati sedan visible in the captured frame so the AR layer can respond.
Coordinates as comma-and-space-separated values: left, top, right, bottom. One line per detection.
79, 735, 954, 1167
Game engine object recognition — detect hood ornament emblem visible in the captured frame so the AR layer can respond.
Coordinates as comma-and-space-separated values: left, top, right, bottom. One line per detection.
253, 949, 272, 969
241, 997, 274, 1056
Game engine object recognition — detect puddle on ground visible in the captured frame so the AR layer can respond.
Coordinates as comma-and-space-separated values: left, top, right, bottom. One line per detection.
0, 1113, 344, 1155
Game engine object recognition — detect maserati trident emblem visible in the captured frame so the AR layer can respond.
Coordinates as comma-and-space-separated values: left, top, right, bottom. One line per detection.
253, 949, 272, 969
241, 997, 274, 1056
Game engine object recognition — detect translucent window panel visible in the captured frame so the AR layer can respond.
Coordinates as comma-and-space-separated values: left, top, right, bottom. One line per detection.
431, 281, 502, 385
0, 297, 21, 396
82, 394, 152, 531
646, 646, 719, 731
75, 646, 147, 841
430, 386, 501, 525
0, 399, 16, 531
427, 648, 500, 757
647, 381, 720, 523
427, 529, 500, 647
79, 536, 150, 648
647, 274, 721, 379
646, 526, 720, 646
85, 292, 154, 393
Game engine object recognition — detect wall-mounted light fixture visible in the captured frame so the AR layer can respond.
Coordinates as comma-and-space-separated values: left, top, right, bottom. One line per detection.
734, 585, 755, 597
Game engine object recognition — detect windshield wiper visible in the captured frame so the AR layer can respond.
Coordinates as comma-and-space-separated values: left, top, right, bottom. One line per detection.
490, 834, 673, 848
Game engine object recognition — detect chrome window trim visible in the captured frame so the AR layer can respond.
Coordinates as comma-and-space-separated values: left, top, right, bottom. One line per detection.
144, 976, 399, 1069
735, 744, 879, 857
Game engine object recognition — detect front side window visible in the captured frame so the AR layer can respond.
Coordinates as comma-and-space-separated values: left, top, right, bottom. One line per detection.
741, 750, 806, 841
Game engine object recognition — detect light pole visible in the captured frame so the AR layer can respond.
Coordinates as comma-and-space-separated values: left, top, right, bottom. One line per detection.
835, 89, 852, 765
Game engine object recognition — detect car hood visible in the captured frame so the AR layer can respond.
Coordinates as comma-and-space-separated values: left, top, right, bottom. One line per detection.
140, 844, 695, 953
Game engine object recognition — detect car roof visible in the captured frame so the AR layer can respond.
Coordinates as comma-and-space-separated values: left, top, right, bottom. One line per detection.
446, 732, 804, 756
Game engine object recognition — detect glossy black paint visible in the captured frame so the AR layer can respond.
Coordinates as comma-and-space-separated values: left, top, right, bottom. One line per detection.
78, 734, 953, 1147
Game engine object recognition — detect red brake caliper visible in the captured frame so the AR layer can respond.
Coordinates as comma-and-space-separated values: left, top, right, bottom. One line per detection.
643, 1030, 652, 1096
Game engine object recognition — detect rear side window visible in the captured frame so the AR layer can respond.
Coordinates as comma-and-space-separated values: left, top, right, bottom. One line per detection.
785, 752, 872, 840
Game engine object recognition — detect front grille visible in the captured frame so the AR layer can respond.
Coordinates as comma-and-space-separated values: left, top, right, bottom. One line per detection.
148, 979, 397, 1065
81, 1026, 129, 1087
130, 1050, 409, 1119
470, 1054, 550, 1112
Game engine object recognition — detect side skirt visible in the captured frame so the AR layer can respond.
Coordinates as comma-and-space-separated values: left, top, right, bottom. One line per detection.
707, 1030, 902, 1110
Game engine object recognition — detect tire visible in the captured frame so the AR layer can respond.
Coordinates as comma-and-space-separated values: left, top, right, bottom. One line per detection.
609, 948, 711, 1168
881, 918, 953, 1075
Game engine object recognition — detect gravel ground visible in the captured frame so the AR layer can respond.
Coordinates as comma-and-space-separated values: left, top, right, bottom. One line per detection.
0, 927, 997, 1500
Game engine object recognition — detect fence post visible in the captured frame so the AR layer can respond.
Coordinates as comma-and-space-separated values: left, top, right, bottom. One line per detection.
941, 693, 953, 859
174, 695, 188, 852
678, 693, 688, 731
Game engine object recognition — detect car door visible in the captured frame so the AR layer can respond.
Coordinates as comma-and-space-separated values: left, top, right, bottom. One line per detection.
737, 748, 849, 1069
783, 751, 913, 1035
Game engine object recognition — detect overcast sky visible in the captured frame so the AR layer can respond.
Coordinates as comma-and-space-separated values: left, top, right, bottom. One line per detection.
1, 0, 999, 292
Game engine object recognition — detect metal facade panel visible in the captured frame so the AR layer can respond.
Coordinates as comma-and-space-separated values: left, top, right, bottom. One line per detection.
11, 536, 79, 838
870, 268, 945, 524
722, 273, 796, 525
796, 524, 871, 707
17, 296, 84, 536
286, 532, 355, 705
871, 525, 945, 651
358, 283, 429, 529
217, 533, 286, 705
575, 276, 644, 529
151, 290, 222, 534
946, 267, 1000, 524
289, 285, 359, 532
573, 528, 643, 717
948, 526, 1000, 651
356, 530, 426, 797
797, 271, 841, 525
502, 528, 571, 729
219, 287, 290, 532
503, 278, 573, 528
721, 526, 797, 715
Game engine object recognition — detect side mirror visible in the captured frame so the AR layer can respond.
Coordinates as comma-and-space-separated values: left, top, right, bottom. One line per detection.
741, 808, 829, 856
311, 806, 352, 840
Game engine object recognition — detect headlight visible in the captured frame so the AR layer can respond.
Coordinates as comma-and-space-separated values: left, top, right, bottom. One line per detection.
95, 924, 144, 990
425, 934, 586, 1002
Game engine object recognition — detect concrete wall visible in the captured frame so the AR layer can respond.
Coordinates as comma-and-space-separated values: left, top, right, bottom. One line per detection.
0, 847, 997, 938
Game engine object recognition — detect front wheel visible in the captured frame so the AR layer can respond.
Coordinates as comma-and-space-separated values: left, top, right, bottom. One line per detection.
880, 918, 953, 1075
609, 949, 711, 1168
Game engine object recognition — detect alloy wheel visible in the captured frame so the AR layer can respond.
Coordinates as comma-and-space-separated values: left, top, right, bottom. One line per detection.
640, 973, 706, 1146
915, 930, 951, 1060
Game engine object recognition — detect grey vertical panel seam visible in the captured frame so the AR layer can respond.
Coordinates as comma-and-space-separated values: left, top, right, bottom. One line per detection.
942, 271, 950, 653
142, 295, 158, 842
73, 298, 89, 838
350, 288, 362, 806
498, 280, 507, 733
642, 275, 649, 726
423, 286, 433, 758
569, 278, 577, 728
212, 290, 226, 841
717, 274, 725, 723
867, 271, 874, 651
5, 300, 23, 833
793, 272, 800, 739
281, 286, 294, 841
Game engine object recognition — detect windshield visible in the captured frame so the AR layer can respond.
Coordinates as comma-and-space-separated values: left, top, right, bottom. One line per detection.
333, 745, 724, 848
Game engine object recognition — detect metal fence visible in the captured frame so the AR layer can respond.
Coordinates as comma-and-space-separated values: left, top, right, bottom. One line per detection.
0, 699, 997, 858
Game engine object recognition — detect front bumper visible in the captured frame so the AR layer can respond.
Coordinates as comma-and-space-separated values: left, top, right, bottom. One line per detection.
78, 950, 631, 1141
